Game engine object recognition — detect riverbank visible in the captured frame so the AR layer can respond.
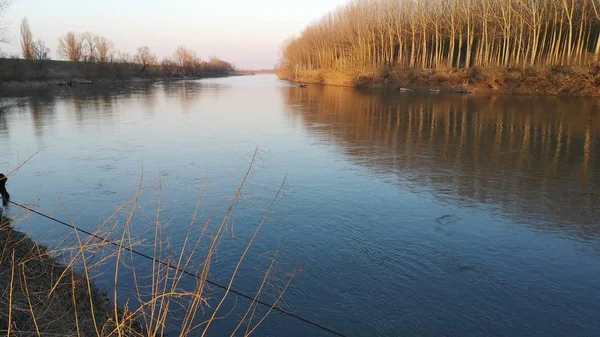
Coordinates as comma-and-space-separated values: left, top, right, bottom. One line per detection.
0, 217, 134, 335
0, 75, 242, 88
278, 66, 600, 96
0, 58, 246, 88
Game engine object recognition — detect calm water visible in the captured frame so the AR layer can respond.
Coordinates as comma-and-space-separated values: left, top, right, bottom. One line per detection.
1, 75, 599, 337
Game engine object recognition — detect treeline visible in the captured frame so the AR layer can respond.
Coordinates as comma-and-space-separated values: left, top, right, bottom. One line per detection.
280, 0, 600, 72
16, 17, 235, 77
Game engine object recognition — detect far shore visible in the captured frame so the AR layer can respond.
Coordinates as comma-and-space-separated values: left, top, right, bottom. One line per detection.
278, 66, 600, 97
0, 72, 254, 88
0, 58, 255, 88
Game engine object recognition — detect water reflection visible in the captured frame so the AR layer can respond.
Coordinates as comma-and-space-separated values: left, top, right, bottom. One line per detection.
1, 77, 600, 336
0, 81, 212, 133
28, 91, 57, 138
284, 86, 599, 238
163, 81, 205, 113
0, 109, 9, 135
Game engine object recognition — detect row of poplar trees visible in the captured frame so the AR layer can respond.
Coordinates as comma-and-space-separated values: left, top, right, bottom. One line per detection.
281, 0, 600, 72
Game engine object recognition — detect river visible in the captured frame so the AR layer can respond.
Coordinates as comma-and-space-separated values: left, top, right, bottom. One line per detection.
1, 75, 599, 336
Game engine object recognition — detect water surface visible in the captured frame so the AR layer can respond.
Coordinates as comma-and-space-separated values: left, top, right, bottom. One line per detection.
1, 75, 599, 336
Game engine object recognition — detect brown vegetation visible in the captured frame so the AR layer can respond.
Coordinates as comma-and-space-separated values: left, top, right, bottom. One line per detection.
95, 36, 115, 64
19, 18, 33, 60
2, 7, 236, 83
53, 33, 234, 77
8, 17, 235, 79
0, 219, 120, 336
57, 32, 117, 64
57, 32, 84, 62
279, 0, 600, 95
280, 65, 600, 96
19, 18, 51, 61
0, 152, 292, 336
133, 46, 156, 72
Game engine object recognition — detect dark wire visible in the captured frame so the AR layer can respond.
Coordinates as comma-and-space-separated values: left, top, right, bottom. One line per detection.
7, 199, 347, 337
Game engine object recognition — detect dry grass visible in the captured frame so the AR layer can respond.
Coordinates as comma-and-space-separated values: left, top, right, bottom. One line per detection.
0, 149, 293, 336
279, 65, 600, 96
278, 69, 357, 86
0, 217, 117, 336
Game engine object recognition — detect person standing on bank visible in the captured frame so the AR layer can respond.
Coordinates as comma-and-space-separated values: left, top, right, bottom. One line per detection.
0, 173, 10, 207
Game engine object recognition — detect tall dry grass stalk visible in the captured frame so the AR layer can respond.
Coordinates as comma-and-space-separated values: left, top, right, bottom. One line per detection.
0, 149, 293, 336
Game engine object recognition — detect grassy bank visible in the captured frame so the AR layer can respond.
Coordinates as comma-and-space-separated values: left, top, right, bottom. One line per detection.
0, 58, 243, 87
0, 217, 127, 336
278, 65, 600, 96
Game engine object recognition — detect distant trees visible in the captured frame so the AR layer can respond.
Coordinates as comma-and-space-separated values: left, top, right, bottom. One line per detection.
57, 31, 116, 63
205, 56, 234, 74
80, 32, 97, 62
57, 32, 84, 61
20, 17, 50, 61
33, 39, 50, 60
52, 38, 234, 76
20, 18, 34, 60
10, 16, 235, 77
170, 46, 233, 76
95, 36, 115, 63
173, 45, 197, 73
134, 46, 157, 72
280, 0, 600, 73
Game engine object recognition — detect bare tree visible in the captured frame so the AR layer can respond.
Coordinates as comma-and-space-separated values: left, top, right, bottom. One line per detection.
80, 32, 97, 62
57, 32, 84, 61
116, 51, 133, 63
591, 0, 600, 60
33, 39, 50, 60
280, 0, 600, 73
95, 36, 114, 63
134, 46, 157, 72
173, 45, 197, 74
20, 17, 34, 60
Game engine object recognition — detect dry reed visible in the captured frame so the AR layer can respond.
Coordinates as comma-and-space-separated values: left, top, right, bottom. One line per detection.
0, 149, 293, 336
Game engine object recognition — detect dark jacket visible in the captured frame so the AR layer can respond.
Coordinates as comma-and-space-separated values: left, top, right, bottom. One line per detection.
0, 174, 9, 207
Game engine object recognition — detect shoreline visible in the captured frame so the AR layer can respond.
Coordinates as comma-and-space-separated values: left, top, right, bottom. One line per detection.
0, 216, 132, 335
278, 66, 600, 97
0, 58, 252, 88
0, 72, 253, 88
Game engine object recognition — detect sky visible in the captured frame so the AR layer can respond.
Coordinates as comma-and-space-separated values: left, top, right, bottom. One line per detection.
0, 0, 349, 69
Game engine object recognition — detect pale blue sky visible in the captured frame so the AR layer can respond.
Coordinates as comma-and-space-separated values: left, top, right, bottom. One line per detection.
1, 0, 349, 69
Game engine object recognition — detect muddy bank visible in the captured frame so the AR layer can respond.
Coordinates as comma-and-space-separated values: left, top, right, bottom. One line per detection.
0, 216, 136, 336
279, 66, 600, 96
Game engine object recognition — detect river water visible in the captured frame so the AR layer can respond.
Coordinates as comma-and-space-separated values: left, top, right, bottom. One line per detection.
1, 75, 599, 336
